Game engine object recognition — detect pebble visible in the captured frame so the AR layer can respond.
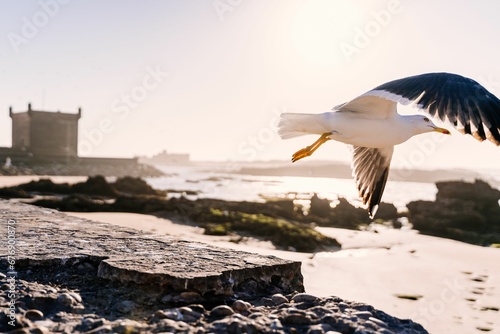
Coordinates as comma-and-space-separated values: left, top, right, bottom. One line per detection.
270, 318, 284, 330
179, 306, 203, 322
352, 310, 372, 319
369, 316, 389, 328
187, 304, 205, 314
156, 319, 190, 332
68, 292, 82, 303
0, 274, 429, 334
232, 299, 251, 313
152, 309, 182, 321
210, 305, 234, 317
179, 291, 202, 303
307, 324, 327, 334
85, 324, 113, 333
24, 309, 44, 321
111, 319, 147, 333
292, 293, 318, 303
29, 326, 51, 334
56, 293, 75, 307
115, 300, 136, 314
271, 293, 289, 305
282, 313, 312, 325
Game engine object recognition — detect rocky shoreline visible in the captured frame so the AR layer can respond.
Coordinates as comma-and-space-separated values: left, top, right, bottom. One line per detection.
2, 175, 499, 248
3, 279, 428, 333
0, 201, 428, 333
0, 176, 343, 253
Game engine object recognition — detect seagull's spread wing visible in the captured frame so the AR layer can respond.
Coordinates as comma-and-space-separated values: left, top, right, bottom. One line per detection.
335, 94, 398, 119
369, 72, 500, 144
352, 146, 394, 218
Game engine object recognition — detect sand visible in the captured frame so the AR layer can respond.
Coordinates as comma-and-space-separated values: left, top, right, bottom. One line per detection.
0, 175, 88, 188
66, 212, 500, 334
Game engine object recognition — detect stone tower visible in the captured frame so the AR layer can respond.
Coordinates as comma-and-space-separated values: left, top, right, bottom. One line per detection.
9, 103, 81, 159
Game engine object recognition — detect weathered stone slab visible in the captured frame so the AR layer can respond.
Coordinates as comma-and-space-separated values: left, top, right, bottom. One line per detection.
0, 200, 303, 301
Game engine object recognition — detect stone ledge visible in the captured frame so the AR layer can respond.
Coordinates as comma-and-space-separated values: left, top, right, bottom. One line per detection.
0, 200, 304, 302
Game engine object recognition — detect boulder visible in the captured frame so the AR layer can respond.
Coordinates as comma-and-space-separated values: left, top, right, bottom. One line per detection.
407, 179, 500, 245
113, 176, 166, 196
309, 193, 331, 217
72, 175, 118, 197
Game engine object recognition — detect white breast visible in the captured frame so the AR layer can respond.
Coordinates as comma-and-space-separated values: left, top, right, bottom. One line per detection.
323, 112, 413, 148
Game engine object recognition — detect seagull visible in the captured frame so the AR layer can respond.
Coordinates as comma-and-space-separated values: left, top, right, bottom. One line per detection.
278, 72, 500, 218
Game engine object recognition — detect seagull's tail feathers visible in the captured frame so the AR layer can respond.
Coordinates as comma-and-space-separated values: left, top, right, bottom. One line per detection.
278, 113, 327, 139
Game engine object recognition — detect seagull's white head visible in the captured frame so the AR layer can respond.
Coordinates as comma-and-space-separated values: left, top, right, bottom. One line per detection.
407, 115, 451, 136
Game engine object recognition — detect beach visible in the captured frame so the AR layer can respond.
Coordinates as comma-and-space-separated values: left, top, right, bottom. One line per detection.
67, 211, 500, 334
2, 174, 499, 333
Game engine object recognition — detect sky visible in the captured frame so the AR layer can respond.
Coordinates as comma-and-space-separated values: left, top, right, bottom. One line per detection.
1, 0, 500, 170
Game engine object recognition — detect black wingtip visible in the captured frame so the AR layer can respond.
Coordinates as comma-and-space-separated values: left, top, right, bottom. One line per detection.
368, 204, 379, 219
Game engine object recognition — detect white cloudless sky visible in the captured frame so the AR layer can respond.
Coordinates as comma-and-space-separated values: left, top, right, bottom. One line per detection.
1, 0, 500, 169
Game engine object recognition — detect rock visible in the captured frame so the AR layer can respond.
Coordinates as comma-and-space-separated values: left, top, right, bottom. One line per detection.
329, 197, 371, 228
270, 318, 284, 330
0, 187, 32, 199
309, 193, 332, 217
369, 316, 389, 328
29, 326, 52, 334
178, 291, 202, 304
352, 310, 372, 319
24, 309, 44, 321
72, 175, 118, 197
292, 293, 318, 303
375, 202, 399, 221
113, 176, 165, 196
110, 319, 147, 333
271, 293, 289, 305
68, 292, 82, 303
178, 307, 203, 323
407, 179, 500, 245
307, 195, 371, 229
210, 305, 234, 317
115, 300, 136, 314
57, 293, 76, 308
84, 324, 113, 334
232, 300, 251, 313
282, 313, 311, 325
79, 316, 108, 332
155, 318, 190, 332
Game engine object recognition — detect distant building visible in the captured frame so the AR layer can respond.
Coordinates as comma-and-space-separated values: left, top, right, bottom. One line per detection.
140, 150, 191, 165
9, 103, 81, 160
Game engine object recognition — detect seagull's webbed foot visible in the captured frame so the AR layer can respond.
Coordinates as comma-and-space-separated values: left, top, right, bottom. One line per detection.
291, 133, 331, 163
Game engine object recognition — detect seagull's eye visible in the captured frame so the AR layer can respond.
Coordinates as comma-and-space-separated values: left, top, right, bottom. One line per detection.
423, 117, 430, 122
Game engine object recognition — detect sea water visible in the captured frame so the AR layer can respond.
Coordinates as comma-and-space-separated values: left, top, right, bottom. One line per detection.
146, 164, 444, 210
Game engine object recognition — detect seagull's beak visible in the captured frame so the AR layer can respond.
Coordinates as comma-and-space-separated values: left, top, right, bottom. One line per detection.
432, 126, 451, 135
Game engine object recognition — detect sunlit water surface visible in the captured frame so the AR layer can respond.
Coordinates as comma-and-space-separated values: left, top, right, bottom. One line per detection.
146, 165, 455, 210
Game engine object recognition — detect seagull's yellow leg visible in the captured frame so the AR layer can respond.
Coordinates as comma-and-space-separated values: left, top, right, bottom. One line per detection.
292, 133, 331, 162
